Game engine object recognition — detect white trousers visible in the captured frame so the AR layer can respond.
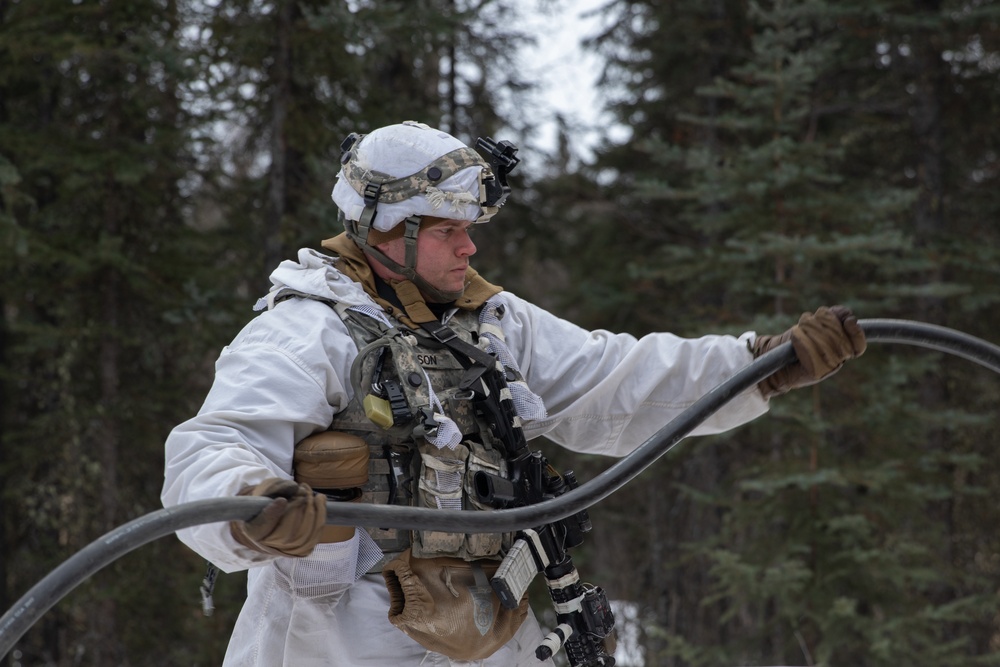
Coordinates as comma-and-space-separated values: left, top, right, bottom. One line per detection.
223, 543, 555, 666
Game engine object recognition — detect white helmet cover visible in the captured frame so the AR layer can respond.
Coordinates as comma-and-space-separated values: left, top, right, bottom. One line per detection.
330, 121, 498, 232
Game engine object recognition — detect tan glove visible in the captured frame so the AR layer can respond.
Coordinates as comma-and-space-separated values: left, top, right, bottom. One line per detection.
752, 305, 867, 399
229, 478, 327, 557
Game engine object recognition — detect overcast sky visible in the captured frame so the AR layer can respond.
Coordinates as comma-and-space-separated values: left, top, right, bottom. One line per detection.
518, 0, 612, 161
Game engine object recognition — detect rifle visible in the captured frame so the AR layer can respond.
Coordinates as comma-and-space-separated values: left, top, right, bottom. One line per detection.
456, 352, 618, 666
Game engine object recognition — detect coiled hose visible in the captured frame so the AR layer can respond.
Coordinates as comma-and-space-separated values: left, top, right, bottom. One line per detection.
2, 319, 1000, 657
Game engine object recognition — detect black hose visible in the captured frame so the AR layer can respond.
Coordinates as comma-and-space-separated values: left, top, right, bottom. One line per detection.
0, 498, 271, 659
321, 319, 1000, 533
3, 319, 1000, 657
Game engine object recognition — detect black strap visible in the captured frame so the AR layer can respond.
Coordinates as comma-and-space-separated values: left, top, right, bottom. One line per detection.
420, 319, 497, 371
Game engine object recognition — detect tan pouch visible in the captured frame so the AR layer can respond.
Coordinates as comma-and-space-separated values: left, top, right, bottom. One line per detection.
411, 440, 510, 560
294, 431, 369, 543
383, 549, 528, 660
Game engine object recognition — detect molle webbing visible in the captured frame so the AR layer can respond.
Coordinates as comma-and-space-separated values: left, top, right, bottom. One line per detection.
330, 305, 508, 571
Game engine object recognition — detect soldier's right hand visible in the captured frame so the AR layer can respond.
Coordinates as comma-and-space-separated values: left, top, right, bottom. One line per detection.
229, 478, 327, 558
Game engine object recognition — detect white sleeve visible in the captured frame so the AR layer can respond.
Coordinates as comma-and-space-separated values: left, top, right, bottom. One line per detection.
160, 298, 356, 572
498, 292, 769, 458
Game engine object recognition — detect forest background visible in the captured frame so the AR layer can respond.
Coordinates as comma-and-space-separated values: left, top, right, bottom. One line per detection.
3, 0, 1000, 665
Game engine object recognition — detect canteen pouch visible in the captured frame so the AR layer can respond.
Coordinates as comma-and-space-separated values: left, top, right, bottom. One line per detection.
382, 548, 529, 660
294, 431, 369, 543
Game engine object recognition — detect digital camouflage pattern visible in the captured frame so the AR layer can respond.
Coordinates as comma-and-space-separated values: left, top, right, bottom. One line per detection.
340, 145, 493, 206
322, 306, 514, 572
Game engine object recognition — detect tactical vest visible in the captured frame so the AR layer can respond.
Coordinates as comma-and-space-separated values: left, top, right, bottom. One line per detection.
329, 302, 515, 573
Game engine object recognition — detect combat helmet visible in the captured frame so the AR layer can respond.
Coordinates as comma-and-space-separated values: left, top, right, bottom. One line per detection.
331, 120, 518, 302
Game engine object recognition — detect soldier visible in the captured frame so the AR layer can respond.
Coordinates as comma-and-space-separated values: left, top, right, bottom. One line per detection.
161, 121, 866, 666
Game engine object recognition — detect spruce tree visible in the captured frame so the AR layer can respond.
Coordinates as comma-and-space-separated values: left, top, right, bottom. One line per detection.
543, 0, 1000, 665
0, 0, 238, 662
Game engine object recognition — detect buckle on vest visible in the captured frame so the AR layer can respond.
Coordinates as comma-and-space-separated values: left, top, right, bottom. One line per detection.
426, 322, 457, 343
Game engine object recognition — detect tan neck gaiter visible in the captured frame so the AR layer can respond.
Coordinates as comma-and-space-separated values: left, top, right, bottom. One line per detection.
320, 233, 503, 328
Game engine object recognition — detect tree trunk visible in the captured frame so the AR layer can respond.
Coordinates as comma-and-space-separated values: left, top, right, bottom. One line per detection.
0, 297, 7, 633
89, 181, 123, 665
265, 0, 293, 275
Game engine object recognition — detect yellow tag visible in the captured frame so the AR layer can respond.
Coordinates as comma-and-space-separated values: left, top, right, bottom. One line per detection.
363, 394, 394, 429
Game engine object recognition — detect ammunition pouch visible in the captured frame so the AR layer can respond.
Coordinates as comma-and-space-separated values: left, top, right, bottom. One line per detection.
383, 548, 529, 660
412, 439, 509, 560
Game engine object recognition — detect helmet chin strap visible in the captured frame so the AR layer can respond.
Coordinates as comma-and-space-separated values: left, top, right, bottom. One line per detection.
349, 215, 465, 304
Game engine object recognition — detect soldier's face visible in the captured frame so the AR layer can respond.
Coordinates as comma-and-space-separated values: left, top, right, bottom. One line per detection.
373, 218, 477, 300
